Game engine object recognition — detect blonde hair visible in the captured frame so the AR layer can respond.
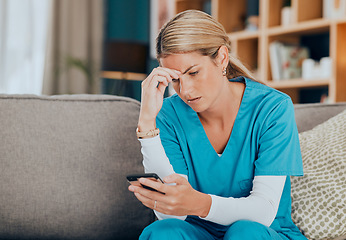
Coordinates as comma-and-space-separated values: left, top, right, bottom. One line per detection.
156, 10, 257, 81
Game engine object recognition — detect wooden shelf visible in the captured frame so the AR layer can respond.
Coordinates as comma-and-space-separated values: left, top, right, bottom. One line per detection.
267, 18, 330, 36
334, 17, 346, 24
174, 0, 346, 103
267, 78, 330, 89
228, 30, 260, 40
101, 71, 146, 81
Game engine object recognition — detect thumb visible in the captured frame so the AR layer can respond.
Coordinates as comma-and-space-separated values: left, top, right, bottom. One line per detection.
163, 173, 188, 185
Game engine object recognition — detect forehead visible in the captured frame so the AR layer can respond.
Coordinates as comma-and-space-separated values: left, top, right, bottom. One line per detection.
160, 52, 212, 70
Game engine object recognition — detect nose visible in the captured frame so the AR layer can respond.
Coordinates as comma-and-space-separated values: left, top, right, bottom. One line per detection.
179, 76, 193, 96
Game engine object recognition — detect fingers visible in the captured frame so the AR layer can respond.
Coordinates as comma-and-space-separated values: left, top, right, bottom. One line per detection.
139, 67, 180, 120
163, 174, 189, 185
139, 177, 167, 194
130, 186, 170, 214
148, 75, 169, 89
128, 183, 166, 205
132, 191, 157, 210
128, 175, 194, 216
152, 67, 180, 81
141, 75, 169, 97
157, 81, 168, 95
143, 67, 180, 89
133, 192, 166, 214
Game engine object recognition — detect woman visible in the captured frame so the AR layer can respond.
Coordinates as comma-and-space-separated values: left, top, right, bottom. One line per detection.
128, 10, 307, 240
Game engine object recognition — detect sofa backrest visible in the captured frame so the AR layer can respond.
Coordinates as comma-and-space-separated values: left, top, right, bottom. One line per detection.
294, 102, 346, 133
0, 94, 154, 240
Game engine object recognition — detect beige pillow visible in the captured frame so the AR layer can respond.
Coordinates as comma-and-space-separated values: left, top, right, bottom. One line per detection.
291, 110, 346, 240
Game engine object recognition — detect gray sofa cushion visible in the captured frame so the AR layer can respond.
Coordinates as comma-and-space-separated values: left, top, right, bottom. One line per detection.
0, 94, 154, 240
294, 102, 346, 133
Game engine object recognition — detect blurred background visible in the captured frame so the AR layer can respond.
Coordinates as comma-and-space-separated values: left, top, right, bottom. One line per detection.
0, 0, 345, 103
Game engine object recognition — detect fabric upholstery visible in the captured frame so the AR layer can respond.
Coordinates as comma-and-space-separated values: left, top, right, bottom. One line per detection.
0, 94, 345, 240
291, 110, 346, 239
294, 102, 346, 133
0, 94, 154, 240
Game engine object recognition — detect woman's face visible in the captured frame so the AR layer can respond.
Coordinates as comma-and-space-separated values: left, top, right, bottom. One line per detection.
160, 49, 228, 113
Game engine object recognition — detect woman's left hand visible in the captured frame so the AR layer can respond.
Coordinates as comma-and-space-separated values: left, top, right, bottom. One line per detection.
128, 174, 211, 217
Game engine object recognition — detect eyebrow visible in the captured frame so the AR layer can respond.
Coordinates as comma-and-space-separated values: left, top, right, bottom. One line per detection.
182, 64, 198, 75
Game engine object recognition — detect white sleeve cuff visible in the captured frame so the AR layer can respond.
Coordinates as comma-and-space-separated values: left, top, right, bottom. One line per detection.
154, 210, 187, 221
138, 134, 161, 146
200, 194, 229, 223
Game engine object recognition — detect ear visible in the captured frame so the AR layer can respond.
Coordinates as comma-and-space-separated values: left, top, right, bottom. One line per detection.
216, 45, 229, 69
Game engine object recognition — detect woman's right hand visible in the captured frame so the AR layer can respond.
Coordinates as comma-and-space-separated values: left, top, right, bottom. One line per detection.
138, 67, 180, 131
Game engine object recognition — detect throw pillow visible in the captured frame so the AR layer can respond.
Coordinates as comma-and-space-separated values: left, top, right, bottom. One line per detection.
291, 109, 346, 240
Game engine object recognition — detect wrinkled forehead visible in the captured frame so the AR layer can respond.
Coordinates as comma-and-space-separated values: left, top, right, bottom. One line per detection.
159, 52, 211, 70
159, 51, 218, 72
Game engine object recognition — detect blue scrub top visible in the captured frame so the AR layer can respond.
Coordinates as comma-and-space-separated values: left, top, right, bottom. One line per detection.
156, 77, 305, 238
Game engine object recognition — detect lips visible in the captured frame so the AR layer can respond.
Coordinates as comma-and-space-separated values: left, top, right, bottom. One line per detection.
187, 97, 201, 103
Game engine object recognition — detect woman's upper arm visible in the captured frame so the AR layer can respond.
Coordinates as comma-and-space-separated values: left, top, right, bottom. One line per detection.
255, 98, 303, 176
156, 111, 188, 176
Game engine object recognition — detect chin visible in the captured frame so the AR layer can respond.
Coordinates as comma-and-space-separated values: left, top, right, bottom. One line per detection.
188, 103, 208, 113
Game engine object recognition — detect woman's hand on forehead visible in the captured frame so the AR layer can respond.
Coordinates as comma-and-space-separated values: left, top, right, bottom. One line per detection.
138, 67, 181, 131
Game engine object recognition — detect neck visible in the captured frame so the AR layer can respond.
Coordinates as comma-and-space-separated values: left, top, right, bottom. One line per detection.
198, 79, 241, 127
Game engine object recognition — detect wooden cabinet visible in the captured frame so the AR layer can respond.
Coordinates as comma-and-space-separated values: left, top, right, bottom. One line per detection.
174, 0, 346, 103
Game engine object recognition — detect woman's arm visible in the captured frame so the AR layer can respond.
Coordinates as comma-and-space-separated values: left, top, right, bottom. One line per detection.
137, 67, 180, 134
200, 175, 286, 226
130, 172, 285, 226
138, 135, 188, 220
138, 135, 175, 179
133, 67, 190, 220
135, 134, 285, 225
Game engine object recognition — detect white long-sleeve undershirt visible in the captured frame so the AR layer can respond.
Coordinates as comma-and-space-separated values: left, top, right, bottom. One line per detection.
138, 135, 286, 226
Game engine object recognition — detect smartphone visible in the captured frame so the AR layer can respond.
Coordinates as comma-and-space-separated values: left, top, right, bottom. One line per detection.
127, 173, 164, 192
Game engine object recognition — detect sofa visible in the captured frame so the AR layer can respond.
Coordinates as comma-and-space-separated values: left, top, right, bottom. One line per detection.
0, 94, 345, 240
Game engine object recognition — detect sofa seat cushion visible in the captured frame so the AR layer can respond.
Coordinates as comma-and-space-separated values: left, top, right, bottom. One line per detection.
291, 110, 346, 240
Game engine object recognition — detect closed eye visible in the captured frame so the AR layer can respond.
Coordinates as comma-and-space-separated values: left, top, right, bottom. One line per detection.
172, 78, 179, 82
189, 71, 198, 76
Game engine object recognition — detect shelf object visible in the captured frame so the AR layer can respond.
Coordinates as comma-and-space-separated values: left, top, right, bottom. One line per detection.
267, 18, 330, 36
174, 0, 346, 103
101, 71, 146, 81
102, 41, 148, 80
268, 78, 330, 89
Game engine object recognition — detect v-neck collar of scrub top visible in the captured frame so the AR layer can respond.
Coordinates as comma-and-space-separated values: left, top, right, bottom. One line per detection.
182, 76, 249, 159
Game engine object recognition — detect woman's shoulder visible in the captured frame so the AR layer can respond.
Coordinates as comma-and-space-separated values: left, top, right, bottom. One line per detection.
245, 77, 292, 104
242, 77, 295, 123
